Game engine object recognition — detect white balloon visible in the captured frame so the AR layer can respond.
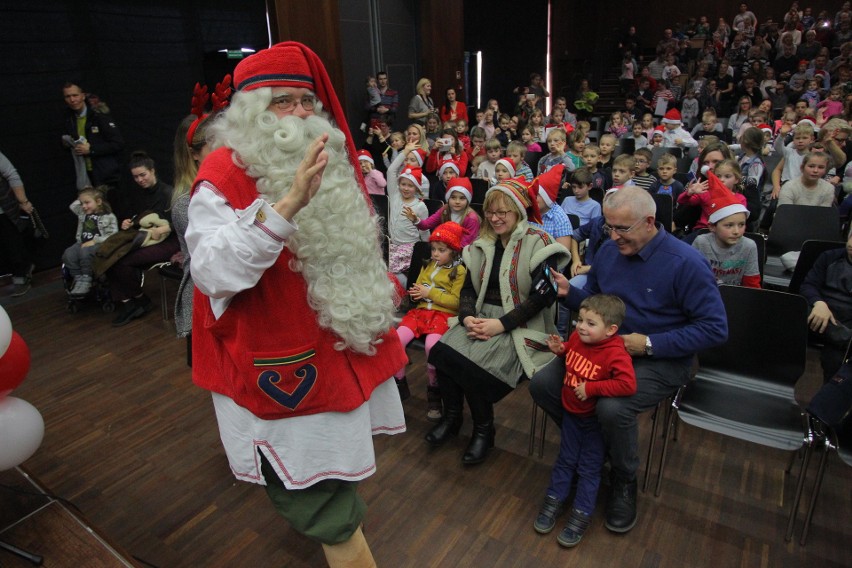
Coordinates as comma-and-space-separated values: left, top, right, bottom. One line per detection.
0, 305, 11, 357
0, 397, 44, 471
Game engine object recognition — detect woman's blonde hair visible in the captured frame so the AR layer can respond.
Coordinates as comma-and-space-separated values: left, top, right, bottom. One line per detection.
416, 77, 431, 96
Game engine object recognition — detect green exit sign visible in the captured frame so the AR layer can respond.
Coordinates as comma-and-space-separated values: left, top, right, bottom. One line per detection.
226, 50, 244, 59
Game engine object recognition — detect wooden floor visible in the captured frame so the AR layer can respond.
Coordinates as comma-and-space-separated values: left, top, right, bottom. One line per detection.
1, 275, 850, 568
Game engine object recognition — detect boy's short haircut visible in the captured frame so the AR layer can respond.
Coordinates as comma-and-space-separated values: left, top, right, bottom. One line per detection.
485, 139, 503, 151
633, 147, 653, 161
700, 135, 720, 147
470, 126, 487, 140
499, 113, 512, 123
547, 128, 567, 142
613, 153, 636, 171
506, 141, 526, 156
555, 96, 567, 105
584, 143, 601, 155
389, 132, 405, 142
579, 294, 626, 328
793, 123, 816, 138
740, 127, 764, 154
701, 109, 717, 121
657, 153, 677, 168
571, 167, 593, 185
578, 120, 591, 131
599, 133, 617, 146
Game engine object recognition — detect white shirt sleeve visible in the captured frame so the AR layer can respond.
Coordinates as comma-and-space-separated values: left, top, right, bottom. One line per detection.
186, 181, 298, 315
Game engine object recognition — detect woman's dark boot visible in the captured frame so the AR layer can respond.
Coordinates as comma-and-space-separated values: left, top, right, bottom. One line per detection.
462, 394, 495, 465
425, 377, 463, 446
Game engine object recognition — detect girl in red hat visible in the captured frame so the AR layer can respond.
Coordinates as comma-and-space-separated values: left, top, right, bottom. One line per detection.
393, 222, 467, 420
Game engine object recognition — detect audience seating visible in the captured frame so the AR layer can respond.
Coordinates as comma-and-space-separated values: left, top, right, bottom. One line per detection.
423, 198, 443, 217
660, 286, 812, 536
794, 341, 852, 545
785, 240, 846, 295
470, 178, 489, 204
652, 193, 673, 232
763, 205, 841, 289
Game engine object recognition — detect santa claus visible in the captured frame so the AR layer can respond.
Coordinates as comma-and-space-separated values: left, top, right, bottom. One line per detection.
186, 42, 407, 567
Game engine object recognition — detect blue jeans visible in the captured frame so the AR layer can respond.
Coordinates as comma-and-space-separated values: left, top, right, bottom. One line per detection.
547, 411, 605, 514
530, 356, 690, 480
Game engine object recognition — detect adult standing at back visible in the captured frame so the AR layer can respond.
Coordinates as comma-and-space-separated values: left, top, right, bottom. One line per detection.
733, 3, 758, 37
530, 186, 728, 534
408, 78, 435, 126
61, 82, 124, 196
440, 88, 468, 124
366, 70, 399, 128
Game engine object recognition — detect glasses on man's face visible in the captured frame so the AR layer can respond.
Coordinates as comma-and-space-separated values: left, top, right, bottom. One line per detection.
484, 209, 513, 220
270, 94, 316, 113
602, 217, 645, 235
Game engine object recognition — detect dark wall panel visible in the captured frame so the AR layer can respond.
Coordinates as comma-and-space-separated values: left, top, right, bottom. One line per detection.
0, 0, 267, 269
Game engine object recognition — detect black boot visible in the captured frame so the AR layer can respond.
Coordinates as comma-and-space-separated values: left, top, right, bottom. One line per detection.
425, 376, 463, 446
605, 474, 638, 533
461, 394, 495, 465
396, 377, 411, 401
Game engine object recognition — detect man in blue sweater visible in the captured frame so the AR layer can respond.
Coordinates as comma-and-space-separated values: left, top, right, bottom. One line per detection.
530, 185, 728, 534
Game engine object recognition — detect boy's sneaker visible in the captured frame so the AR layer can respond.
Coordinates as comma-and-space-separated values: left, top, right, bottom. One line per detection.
533, 495, 564, 534
11, 276, 31, 297
70, 275, 92, 296
556, 508, 592, 548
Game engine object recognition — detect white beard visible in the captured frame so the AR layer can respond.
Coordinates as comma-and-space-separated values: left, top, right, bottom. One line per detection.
213, 103, 397, 355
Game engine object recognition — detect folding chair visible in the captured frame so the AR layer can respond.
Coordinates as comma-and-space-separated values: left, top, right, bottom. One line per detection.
786, 240, 846, 295
661, 286, 811, 536
652, 193, 673, 232
470, 178, 489, 205
423, 198, 443, 217
763, 205, 841, 290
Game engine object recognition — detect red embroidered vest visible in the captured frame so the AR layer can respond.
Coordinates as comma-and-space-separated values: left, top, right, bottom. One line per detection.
191, 148, 407, 419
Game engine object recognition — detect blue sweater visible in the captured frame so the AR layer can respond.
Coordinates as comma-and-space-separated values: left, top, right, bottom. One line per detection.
565, 226, 728, 364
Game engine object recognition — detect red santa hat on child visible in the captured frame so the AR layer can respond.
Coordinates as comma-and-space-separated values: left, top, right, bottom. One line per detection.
438, 158, 461, 177
429, 221, 464, 252
398, 167, 423, 191
661, 108, 682, 125
653, 125, 665, 135
233, 42, 364, 189
496, 158, 516, 177
445, 177, 472, 203
357, 149, 374, 165
410, 148, 428, 167
706, 169, 750, 224
797, 117, 818, 130
529, 164, 563, 210
757, 123, 773, 135
486, 178, 539, 223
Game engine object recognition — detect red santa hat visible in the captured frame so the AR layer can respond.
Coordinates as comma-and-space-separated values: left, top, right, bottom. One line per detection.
797, 117, 818, 130
409, 148, 428, 167
495, 158, 516, 177
398, 167, 423, 191
706, 170, 750, 224
485, 177, 539, 223
438, 158, 461, 177
429, 221, 464, 252
661, 108, 682, 125
357, 149, 374, 165
445, 177, 473, 203
232, 41, 364, 190
757, 123, 773, 134
653, 125, 665, 135
529, 164, 563, 209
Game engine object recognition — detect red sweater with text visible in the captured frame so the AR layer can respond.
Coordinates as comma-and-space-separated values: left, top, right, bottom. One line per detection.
560, 333, 637, 417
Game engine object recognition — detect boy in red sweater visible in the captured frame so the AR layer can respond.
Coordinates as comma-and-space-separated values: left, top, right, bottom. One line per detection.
533, 294, 637, 548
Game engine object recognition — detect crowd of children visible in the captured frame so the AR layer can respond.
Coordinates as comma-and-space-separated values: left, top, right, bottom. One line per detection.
338, 2, 852, 552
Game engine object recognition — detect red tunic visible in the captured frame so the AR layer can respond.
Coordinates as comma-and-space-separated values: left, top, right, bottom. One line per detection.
191, 148, 407, 419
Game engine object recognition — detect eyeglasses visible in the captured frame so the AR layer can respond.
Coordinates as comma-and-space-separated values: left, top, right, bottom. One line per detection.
269, 94, 316, 112
484, 210, 513, 220
602, 217, 645, 235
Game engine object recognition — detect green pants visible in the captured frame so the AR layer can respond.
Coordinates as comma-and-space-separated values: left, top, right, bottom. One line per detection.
259, 452, 366, 545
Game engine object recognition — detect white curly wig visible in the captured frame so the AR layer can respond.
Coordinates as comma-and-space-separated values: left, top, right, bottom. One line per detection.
208, 88, 397, 354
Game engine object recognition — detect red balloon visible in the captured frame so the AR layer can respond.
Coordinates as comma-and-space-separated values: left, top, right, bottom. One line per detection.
0, 332, 30, 398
